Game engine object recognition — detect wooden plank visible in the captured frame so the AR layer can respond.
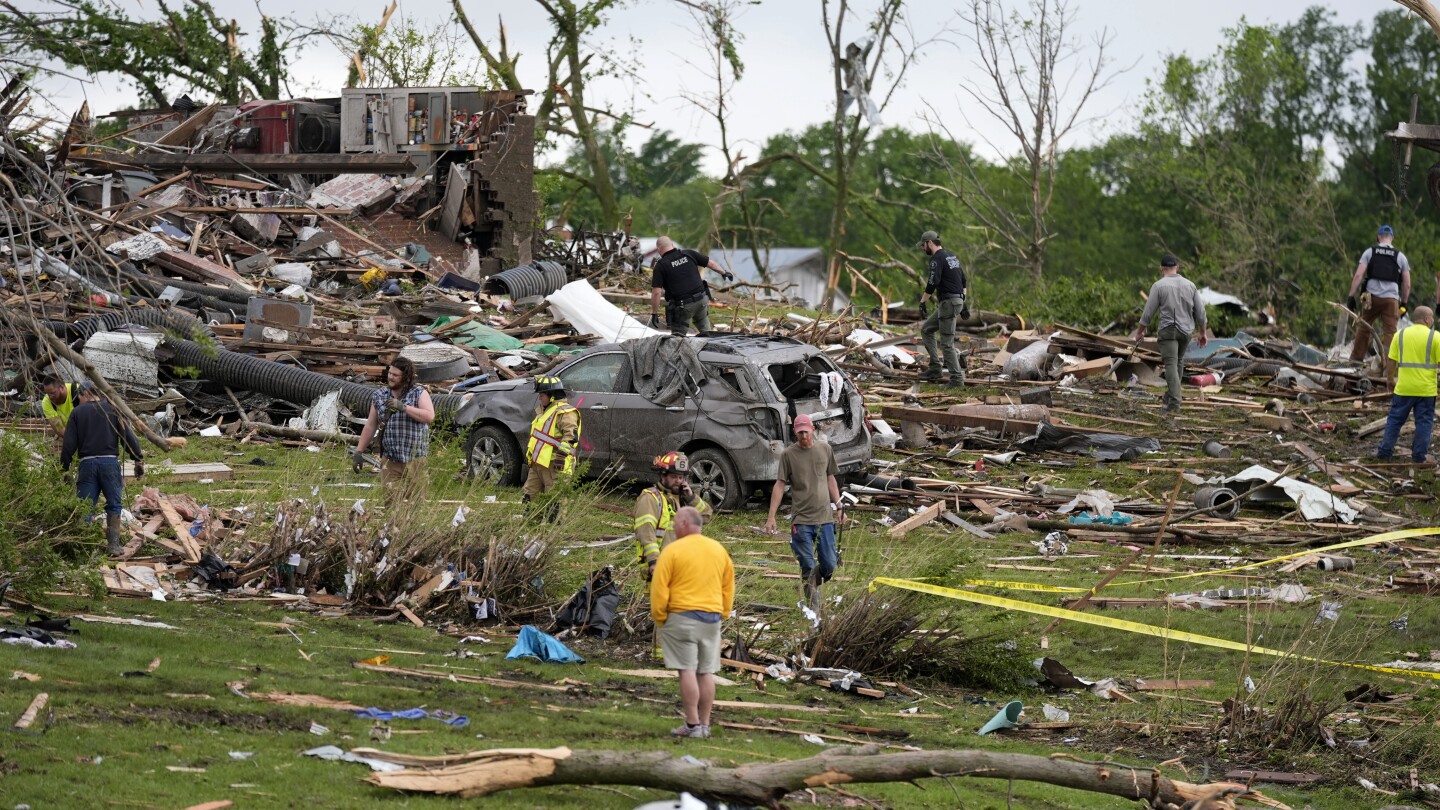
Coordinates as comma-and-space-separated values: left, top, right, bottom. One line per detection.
396, 605, 425, 628
123, 461, 232, 482
12, 692, 48, 730
1224, 770, 1324, 786
1136, 679, 1215, 691
881, 405, 1040, 437
73, 152, 416, 174
154, 102, 220, 146
157, 496, 202, 563
888, 502, 944, 538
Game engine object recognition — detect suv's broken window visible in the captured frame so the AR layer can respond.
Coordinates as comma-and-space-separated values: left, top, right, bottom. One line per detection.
559, 352, 625, 393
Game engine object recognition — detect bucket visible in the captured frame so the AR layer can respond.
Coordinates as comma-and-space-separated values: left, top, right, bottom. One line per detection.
1193, 486, 1239, 519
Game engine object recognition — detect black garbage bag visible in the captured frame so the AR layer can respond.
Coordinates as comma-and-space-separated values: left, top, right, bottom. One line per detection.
553, 566, 621, 639
1023, 422, 1160, 461
194, 551, 238, 590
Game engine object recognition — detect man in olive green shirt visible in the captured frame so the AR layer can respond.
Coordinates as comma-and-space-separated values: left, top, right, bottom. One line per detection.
764, 413, 843, 606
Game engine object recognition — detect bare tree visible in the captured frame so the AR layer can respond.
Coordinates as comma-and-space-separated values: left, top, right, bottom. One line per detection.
934, 0, 1121, 280
452, 0, 634, 230
670, 0, 775, 279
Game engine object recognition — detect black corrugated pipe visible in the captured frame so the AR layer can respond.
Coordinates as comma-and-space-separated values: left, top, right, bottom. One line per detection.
68, 310, 217, 342
854, 473, 917, 491
67, 312, 468, 418
484, 260, 568, 299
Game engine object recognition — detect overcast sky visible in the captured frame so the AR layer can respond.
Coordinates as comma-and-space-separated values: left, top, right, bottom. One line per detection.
28, 0, 1402, 170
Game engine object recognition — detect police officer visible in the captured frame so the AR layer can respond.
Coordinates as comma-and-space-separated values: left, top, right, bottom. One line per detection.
917, 230, 968, 385
1347, 225, 1412, 364
633, 451, 713, 580
649, 235, 733, 337
524, 377, 582, 515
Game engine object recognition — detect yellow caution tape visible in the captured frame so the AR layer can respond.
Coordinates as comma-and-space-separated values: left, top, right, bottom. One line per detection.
965, 528, 1440, 595
870, 575, 1440, 681
963, 579, 1089, 593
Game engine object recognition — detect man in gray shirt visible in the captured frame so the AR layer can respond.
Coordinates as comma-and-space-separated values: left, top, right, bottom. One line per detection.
1346, 224, 1411, 363
1132, 254, 1208, 413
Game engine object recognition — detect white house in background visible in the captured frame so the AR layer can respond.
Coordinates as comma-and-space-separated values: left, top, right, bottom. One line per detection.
637, 239, 849, 312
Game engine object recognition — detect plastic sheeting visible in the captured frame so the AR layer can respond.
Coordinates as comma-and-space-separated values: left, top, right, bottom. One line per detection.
624, 335, 706, 407
545, 279, 664, 344
1225, 464, 1359, 523
505, 625, 585, 664
553, 568, 622, 639
1023, 422, 1160, 461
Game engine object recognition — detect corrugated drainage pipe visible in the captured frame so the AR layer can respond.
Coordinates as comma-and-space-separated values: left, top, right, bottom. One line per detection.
1192, 486, 1239, 520
66, 312, 467, 419
485, 260, 568, 299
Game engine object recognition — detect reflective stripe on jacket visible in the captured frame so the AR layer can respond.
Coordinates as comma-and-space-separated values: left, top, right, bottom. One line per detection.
526, 400, 581, 472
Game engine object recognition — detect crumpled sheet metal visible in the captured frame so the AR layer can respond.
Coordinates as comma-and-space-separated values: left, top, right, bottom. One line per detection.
1225, 464, 1359, 523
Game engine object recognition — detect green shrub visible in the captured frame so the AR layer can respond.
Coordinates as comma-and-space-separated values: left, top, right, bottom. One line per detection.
0, 431, 103, 599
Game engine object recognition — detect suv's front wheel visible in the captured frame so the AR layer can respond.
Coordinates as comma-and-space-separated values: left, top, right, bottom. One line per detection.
464, 424, 523, 486
688, 447, 743, 511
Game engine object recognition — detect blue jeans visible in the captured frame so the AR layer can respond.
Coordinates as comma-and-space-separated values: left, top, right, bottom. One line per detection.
790, 523, 837, 584
1377, 395, 1436, 463
76, 456, 125, 516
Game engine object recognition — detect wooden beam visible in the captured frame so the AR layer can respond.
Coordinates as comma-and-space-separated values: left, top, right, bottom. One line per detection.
72, 152, 416, 175
880, 405, 1040, 437
888, 501, 944, 538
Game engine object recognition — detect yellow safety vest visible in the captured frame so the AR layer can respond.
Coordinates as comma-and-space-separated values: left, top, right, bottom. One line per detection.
526, 400, 581, 472
634, 487, 713, 564
1392, 324, 1440, 398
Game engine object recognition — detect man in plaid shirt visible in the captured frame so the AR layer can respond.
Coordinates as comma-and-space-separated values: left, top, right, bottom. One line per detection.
356, 356, 435, 506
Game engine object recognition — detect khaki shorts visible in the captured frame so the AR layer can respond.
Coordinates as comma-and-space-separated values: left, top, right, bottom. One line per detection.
380, 457, 427, 505
658, 613, 722, 674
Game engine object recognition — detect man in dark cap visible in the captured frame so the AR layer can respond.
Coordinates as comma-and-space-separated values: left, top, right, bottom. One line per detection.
1347, 224, 1411, 364
1132, 254, 1207, 414
60, 382, 144, 555
916, 230, 968, 385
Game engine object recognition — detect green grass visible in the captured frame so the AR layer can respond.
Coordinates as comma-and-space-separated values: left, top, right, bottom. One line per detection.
4, 384, 1440, 809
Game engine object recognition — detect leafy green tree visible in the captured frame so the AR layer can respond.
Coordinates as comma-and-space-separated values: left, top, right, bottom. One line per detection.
0, 0, 297, 106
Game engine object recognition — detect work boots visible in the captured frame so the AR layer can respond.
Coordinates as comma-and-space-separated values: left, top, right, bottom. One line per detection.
919, 364, 944, 381
105, 513, 123, 556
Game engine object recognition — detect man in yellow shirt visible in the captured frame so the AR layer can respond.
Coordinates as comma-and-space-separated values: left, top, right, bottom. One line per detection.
650, 506, 734, 739
1377, 306, 1438, 464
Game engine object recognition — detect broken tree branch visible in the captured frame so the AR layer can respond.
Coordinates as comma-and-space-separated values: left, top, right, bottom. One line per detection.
365, 744, 1278, 809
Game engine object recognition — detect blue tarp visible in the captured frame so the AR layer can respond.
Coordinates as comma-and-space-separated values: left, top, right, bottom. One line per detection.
353, 707, 469, 727
505, 624, 585, 664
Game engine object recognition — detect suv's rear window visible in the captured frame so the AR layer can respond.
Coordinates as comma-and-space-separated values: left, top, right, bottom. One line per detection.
767, 356, 835, 400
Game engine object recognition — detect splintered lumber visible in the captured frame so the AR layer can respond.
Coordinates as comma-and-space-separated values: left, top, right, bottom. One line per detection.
1136, 679, 1215, 691
888, 502, 945, 538
881, 405, 1041, 437
12, 692, 48, 730
73, 152, 415, 175
364, 745, 1278, 809
157, 496, 203, 563
353, 661, 571, 693
122, 461, 232, 482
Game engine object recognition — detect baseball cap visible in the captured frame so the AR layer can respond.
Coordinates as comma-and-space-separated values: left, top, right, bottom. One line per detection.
77, 380, 98, 395
916, 230, 939, 248
792, 414, 814, 433
1379, 225, 1394, 236
1160, 253, 1179, 267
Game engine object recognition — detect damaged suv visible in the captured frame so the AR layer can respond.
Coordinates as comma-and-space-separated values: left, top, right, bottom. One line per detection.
454, 335, 871, 509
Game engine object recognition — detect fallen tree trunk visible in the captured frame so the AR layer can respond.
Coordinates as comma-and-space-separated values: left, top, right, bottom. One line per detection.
364, 744, 1281, 809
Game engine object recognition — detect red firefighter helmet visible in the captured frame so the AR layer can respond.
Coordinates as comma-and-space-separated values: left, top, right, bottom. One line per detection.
652, 451, 690, 474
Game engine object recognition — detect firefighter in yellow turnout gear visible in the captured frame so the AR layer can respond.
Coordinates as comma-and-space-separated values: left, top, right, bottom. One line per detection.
634, 451, 712, 579
524, 377, 582, 514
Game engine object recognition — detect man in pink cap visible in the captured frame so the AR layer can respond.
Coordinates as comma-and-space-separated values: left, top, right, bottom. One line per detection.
764, 413, 842, 608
